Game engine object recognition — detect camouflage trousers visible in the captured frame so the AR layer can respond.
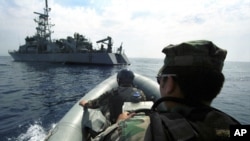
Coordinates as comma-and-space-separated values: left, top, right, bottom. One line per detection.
92, 115, 150, 141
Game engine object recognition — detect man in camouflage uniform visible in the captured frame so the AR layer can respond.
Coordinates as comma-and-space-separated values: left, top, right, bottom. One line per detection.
93, 40, 240, 141
79, 68, 146, 124
144, 40, 241, 141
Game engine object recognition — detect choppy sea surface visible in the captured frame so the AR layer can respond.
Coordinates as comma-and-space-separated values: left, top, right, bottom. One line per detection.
0, 56, 249, 141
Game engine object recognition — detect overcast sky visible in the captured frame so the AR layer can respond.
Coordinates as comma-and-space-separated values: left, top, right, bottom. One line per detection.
1, 0, 250, 61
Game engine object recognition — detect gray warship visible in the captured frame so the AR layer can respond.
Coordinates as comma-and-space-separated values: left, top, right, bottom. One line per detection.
8, 0, 130, 65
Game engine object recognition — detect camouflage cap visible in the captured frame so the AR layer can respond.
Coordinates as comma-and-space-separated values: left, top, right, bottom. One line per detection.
158, 40, 227, 74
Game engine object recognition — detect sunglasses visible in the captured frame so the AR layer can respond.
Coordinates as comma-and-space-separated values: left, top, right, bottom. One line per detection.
156, 74, 177, 84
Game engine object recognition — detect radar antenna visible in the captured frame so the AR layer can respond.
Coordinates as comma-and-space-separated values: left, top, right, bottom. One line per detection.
33, 0, 54, 41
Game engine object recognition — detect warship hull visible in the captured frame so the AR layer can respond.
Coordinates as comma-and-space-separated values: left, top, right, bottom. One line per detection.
9, 52, 130, 65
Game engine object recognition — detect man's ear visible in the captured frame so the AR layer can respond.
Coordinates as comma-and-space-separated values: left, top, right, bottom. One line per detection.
160, 79, 165, 89
166, 76, 176, 94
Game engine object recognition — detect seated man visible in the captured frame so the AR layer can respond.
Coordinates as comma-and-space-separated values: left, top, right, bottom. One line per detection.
91, 40, 241, 141
79, 68, 146, 124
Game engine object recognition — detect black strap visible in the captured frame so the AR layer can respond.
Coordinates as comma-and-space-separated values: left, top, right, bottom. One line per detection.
149, 112, 168, 141
152, 97, 241, 124
149, 111, 197, 141
160, 113, 197, 141
152, 97, 203, 111
151, 97, 209, 111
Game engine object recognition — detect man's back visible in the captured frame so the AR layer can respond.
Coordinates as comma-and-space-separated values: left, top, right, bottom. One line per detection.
108, 86, 146, 123
84, 86, 146, 123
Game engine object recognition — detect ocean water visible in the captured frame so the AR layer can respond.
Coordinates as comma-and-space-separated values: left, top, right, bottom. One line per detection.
0, 56, 249, 141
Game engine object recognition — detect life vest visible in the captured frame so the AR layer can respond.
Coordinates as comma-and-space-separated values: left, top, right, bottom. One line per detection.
146, 97, 241, 141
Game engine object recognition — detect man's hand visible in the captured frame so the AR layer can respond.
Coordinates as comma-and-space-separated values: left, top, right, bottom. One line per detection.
79, 100, 88, 107
116, 112, 135, 123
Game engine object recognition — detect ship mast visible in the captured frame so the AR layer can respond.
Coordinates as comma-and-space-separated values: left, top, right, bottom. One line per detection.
33, 0, 54, 41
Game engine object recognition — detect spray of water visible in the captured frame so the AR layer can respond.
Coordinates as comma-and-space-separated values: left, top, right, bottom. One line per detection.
8, 121, 56, 141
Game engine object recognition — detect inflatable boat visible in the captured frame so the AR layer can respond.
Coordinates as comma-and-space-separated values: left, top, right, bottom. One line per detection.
45, 73, 164, 141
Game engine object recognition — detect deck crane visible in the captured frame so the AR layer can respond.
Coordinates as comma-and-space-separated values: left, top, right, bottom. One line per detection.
96, 36, 113, 53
